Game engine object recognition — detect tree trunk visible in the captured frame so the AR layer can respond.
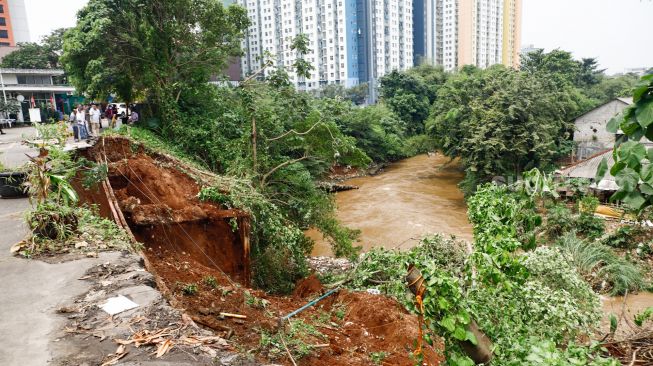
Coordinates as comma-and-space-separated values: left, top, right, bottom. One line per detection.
251, 115, 257, 173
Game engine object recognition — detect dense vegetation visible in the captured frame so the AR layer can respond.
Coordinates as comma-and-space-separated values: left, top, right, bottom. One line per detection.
50, 1, 653, 364
344, 182, 622, 365
378, 49, 641, 195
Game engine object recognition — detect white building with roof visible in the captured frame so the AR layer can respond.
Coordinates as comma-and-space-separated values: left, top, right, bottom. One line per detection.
573, 98, 633, 161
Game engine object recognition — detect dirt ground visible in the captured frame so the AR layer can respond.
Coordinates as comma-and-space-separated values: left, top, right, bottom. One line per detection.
144, 246, 442, 365
87, 136, 443, 366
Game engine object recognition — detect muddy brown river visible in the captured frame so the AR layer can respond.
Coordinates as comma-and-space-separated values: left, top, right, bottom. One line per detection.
309, 153, 473, 256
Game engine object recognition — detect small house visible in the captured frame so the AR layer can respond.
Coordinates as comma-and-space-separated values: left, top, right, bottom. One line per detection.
573, 98, 632, 161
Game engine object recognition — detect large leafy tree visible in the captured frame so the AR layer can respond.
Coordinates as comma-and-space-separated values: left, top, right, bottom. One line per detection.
62, 0, 248, 125
378, 66, 448, 135
1, 43, 50, 69
428, 65, 577, 193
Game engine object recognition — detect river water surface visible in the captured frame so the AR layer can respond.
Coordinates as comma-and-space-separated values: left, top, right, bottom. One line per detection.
310, 154, 473, 256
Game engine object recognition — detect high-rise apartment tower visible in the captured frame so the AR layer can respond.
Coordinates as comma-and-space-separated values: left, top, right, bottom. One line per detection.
414, 0, 521, 71
0, 0, 30, 46
237, 0, 413, 93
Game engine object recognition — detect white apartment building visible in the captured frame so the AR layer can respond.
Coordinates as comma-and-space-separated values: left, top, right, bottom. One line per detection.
357, 0, 413, 100
237, 0, 412, 96
238, 0, 360, 90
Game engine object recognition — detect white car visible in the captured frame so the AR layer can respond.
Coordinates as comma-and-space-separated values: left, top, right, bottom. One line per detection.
109, 103, 129, 117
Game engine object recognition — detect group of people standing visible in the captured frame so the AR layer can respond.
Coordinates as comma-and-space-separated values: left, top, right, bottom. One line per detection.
69, 103, 139, 142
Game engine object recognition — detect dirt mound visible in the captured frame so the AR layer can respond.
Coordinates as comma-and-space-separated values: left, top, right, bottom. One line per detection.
293, 275, 324, 299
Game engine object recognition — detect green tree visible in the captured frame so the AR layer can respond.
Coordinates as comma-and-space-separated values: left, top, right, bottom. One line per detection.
41, 28, 68, 68
587, 73, 639, 102
1, 28, 69, 69
338, 104, 406, 162
379, 66, 448, 135
597, 74, 653, 210
428, 65, 576, 193
577, 58, 604, 88
1, 43, 50, 69
62, 0, 248, 125
346, 82, 368, 105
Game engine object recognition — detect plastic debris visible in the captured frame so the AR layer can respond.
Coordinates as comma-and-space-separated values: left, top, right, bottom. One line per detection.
101, 295, 138, 315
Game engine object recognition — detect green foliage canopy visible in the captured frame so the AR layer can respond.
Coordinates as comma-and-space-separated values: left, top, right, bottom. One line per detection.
62, 0, 248, 120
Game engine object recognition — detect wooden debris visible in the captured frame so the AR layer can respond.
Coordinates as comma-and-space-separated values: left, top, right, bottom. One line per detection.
155, 339, 173, 358
219, 312, 246, 319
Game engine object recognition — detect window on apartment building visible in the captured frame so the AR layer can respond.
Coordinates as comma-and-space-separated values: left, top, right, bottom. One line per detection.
0, 30, 8, 39
0, 5, 4, 13
0, 17, 5, 26
0, 42, 8, 46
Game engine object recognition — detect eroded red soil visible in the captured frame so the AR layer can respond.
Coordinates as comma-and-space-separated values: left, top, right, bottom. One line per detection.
88, 136, 443, 365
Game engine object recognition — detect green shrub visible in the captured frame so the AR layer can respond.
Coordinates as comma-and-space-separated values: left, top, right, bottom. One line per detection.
576, 213, 605, 240
544, 203, 574, 239
181, 283, 198, 295
556, 232, 644, 295
468, 247, 602, 363
402, 134, 436, 156
522, 340, 619, 366
603, 225, 640, 249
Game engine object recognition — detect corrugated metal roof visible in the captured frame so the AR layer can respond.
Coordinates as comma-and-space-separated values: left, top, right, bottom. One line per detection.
560, 150, 614, 180
559, 149, 618, 190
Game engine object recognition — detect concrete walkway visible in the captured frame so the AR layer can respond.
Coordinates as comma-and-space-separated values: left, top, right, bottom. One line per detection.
0, 126, 112, 365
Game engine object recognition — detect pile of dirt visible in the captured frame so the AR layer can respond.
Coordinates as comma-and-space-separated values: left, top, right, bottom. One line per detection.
143, 245, 442, 365
292, 275, 323, 298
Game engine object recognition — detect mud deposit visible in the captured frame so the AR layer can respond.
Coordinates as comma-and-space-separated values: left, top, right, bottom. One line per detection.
89, 137, 442, 366
309, 154, 473, 256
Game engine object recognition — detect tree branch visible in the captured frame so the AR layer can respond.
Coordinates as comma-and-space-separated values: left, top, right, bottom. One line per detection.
260, 155, 308, 187
266, 121, 332, 142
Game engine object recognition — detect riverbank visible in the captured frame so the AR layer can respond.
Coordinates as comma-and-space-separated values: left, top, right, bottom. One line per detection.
309, 153, 473, 256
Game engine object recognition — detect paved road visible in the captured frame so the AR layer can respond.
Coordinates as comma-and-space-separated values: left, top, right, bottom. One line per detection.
0, 125, 110, 365
0, 126, 37, 168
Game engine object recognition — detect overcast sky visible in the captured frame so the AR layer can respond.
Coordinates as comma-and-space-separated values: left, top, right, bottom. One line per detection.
522, 0, 653, 74
26, 0, 653, 74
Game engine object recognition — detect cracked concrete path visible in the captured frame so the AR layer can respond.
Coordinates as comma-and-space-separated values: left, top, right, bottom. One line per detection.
0, 197, 117, 365
0, 126, 126, 365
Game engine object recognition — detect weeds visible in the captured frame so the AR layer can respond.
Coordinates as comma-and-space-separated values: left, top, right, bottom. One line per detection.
203, 275, 218, 288
259, 319, 327, 360
555, 232, 644, 295
369, 351, 387, 365
244, 290, 269, 309
604, 225, 641, 249
181, 283, 198, 296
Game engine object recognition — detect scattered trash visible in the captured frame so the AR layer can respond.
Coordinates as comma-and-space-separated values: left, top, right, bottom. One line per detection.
101, 295, 138, 315
366, 288, 381, 295
155, 339, 173, 358
219, 312, 247, 319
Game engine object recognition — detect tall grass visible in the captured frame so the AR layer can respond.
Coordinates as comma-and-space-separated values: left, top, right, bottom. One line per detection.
555, 232, 644, 295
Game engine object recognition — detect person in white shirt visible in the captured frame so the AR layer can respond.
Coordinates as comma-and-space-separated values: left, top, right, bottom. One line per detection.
70, 109, 78, 141
89, 104, 101, 136
75, 106, 89, 140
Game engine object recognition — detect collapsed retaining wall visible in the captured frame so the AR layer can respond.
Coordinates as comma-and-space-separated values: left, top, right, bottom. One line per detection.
74, 136, 251, 285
